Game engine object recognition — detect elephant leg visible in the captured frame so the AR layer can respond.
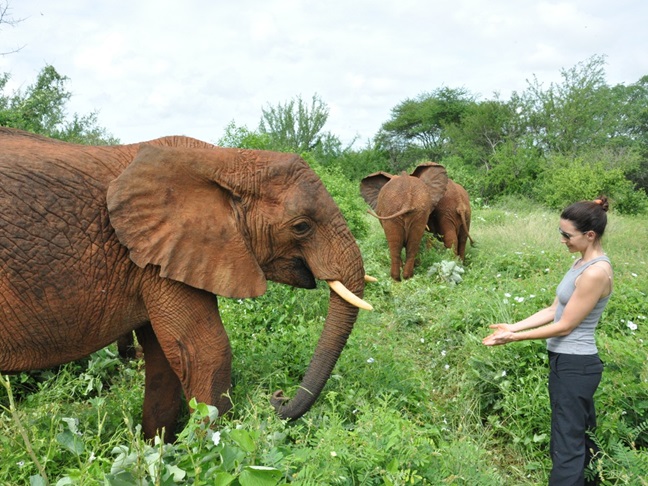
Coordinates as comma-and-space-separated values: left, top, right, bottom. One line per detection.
456, 235, 467, 260
144, 284, 233, 438
383, 221, 404, 281
117, 331, 137, 360
403, 223, 426, 280
442, 231, 459, 256
135, 323, 183, 442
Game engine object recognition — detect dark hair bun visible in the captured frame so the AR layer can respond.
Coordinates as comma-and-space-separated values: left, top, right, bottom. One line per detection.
594, 196, 609, 212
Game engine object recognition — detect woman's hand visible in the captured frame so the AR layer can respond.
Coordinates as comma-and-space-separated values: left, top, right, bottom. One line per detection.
482, 323, 517, 346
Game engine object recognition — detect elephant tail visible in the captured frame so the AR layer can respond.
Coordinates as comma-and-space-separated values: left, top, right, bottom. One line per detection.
459, 209, 475, 246
366, 207, 412, 220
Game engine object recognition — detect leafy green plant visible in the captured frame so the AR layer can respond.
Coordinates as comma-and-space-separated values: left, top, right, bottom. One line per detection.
104, 398, 283, 485
588, 421, 648, 485
2, 204, 646, 485
534, 156, 648, 214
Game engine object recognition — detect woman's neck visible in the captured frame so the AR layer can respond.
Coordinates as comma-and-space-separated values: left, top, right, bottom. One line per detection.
580, 242, 605, 262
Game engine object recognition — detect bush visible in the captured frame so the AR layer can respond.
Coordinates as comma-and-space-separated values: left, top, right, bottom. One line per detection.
482, 140, 543, 200
534, 156, 648, 214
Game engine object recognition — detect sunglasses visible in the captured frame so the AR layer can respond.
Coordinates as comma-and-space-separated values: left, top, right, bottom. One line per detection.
558, 228, 589, 240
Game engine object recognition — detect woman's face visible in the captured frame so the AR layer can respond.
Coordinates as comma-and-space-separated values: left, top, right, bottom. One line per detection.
558, 218, 590, 253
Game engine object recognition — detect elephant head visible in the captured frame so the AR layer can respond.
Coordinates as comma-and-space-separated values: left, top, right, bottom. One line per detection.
107, 144, 372, 422
360, 163, 449, 280
0, 128, 371, 441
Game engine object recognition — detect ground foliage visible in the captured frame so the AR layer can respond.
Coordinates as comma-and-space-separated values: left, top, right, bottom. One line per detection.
1, 199, 646, 485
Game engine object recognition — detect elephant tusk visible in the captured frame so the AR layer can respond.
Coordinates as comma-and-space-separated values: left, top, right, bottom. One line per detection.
364, 275, 378, 283
327, 280, 373, 311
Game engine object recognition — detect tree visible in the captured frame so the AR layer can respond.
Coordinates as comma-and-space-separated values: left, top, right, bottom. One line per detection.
614, 75, 648, 190
444, 98, 514, 171
0, 65, 118, 144
218, 120, 273, 150
0, 0, 24, 55
512, 55, 625, 155
380, 87, 474, 162
258, 93, 332, 153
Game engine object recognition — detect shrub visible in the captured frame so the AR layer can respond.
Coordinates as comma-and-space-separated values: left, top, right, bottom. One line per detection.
534, 156, 648, 214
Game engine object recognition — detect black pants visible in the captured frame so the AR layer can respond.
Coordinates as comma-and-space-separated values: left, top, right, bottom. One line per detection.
548, 351, 603, 486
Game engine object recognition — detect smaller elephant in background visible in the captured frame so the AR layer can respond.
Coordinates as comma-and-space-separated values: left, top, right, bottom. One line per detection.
360, 163, 473, 281
426, 178, 473, 261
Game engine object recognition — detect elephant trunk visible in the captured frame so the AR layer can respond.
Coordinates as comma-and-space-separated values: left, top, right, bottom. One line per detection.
271, 269, 363, 420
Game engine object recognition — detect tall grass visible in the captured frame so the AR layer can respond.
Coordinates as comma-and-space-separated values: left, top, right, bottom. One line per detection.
1, 201, 646, 485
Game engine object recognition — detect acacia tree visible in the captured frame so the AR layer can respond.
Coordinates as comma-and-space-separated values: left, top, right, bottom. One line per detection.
379, 87, 474, 164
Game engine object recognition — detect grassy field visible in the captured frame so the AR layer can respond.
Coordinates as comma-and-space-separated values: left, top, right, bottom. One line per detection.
1, 200, 647, 485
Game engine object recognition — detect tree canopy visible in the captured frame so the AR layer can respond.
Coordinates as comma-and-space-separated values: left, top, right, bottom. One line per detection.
372, 55, 648, 213
0, 65, 118, 145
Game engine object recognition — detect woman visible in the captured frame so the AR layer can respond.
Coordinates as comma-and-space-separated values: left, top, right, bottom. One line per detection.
483, 197, 613, 485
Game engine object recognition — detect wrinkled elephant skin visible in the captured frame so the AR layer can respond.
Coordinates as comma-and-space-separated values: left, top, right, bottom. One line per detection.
360, 163, 472, 281
0, 128, 368, 441
427, 179, 473, 261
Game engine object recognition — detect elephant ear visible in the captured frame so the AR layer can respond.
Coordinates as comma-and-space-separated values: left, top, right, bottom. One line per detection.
411, 163, 449, 206
106, 144, 266, 299
360, 171, 393, 210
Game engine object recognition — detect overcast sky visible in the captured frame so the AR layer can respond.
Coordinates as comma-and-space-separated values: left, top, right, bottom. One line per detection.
1, 0, 647, 146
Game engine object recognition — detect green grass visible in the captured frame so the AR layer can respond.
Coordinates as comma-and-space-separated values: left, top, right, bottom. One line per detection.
1, 202, 647, 485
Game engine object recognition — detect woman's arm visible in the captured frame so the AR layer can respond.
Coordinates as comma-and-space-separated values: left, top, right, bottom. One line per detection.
483, 267, 608, 346
509, 298, 558, 332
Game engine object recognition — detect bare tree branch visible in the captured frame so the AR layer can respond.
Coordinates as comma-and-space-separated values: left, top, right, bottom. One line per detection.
0, 1, 26, 55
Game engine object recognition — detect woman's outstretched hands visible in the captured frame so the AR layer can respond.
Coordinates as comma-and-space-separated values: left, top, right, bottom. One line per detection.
482, 324, 516, 346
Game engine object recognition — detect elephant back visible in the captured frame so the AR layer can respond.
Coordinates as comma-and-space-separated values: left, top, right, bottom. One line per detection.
376, 175, 437, 218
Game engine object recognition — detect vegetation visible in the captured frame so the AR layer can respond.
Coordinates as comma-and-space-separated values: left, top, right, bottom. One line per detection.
0, 65, 118, 145
1, 14, 647, 483
2, 200, 646, 485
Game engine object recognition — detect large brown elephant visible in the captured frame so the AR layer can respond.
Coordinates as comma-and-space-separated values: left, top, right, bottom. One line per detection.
360, 163, 472, 281
0, 127, 372, 441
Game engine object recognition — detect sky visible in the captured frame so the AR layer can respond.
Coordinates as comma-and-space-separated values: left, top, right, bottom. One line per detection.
1, 0, 647, 147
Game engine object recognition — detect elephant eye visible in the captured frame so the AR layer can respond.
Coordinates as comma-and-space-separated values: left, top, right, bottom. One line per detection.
292, 220, 312, 236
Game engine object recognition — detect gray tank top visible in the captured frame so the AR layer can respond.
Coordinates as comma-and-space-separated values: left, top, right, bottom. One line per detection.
546, 256, 612, 355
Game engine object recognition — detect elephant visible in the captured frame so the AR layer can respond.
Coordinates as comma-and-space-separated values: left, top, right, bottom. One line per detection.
360, 163, 472, 281
0, 127, 372, 442
427, 178, 473, 261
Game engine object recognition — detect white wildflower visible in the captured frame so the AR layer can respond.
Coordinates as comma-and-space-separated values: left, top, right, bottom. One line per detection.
501, 370, 507, 377
627, 321, 638, 331
331, 451, 337, 457
505, 293, 512, 298
420, 338, 425, 343
444, 364, 450, 370
367, 357, 375, 364
212, 431, 221, 446
441, 350, 447, 357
